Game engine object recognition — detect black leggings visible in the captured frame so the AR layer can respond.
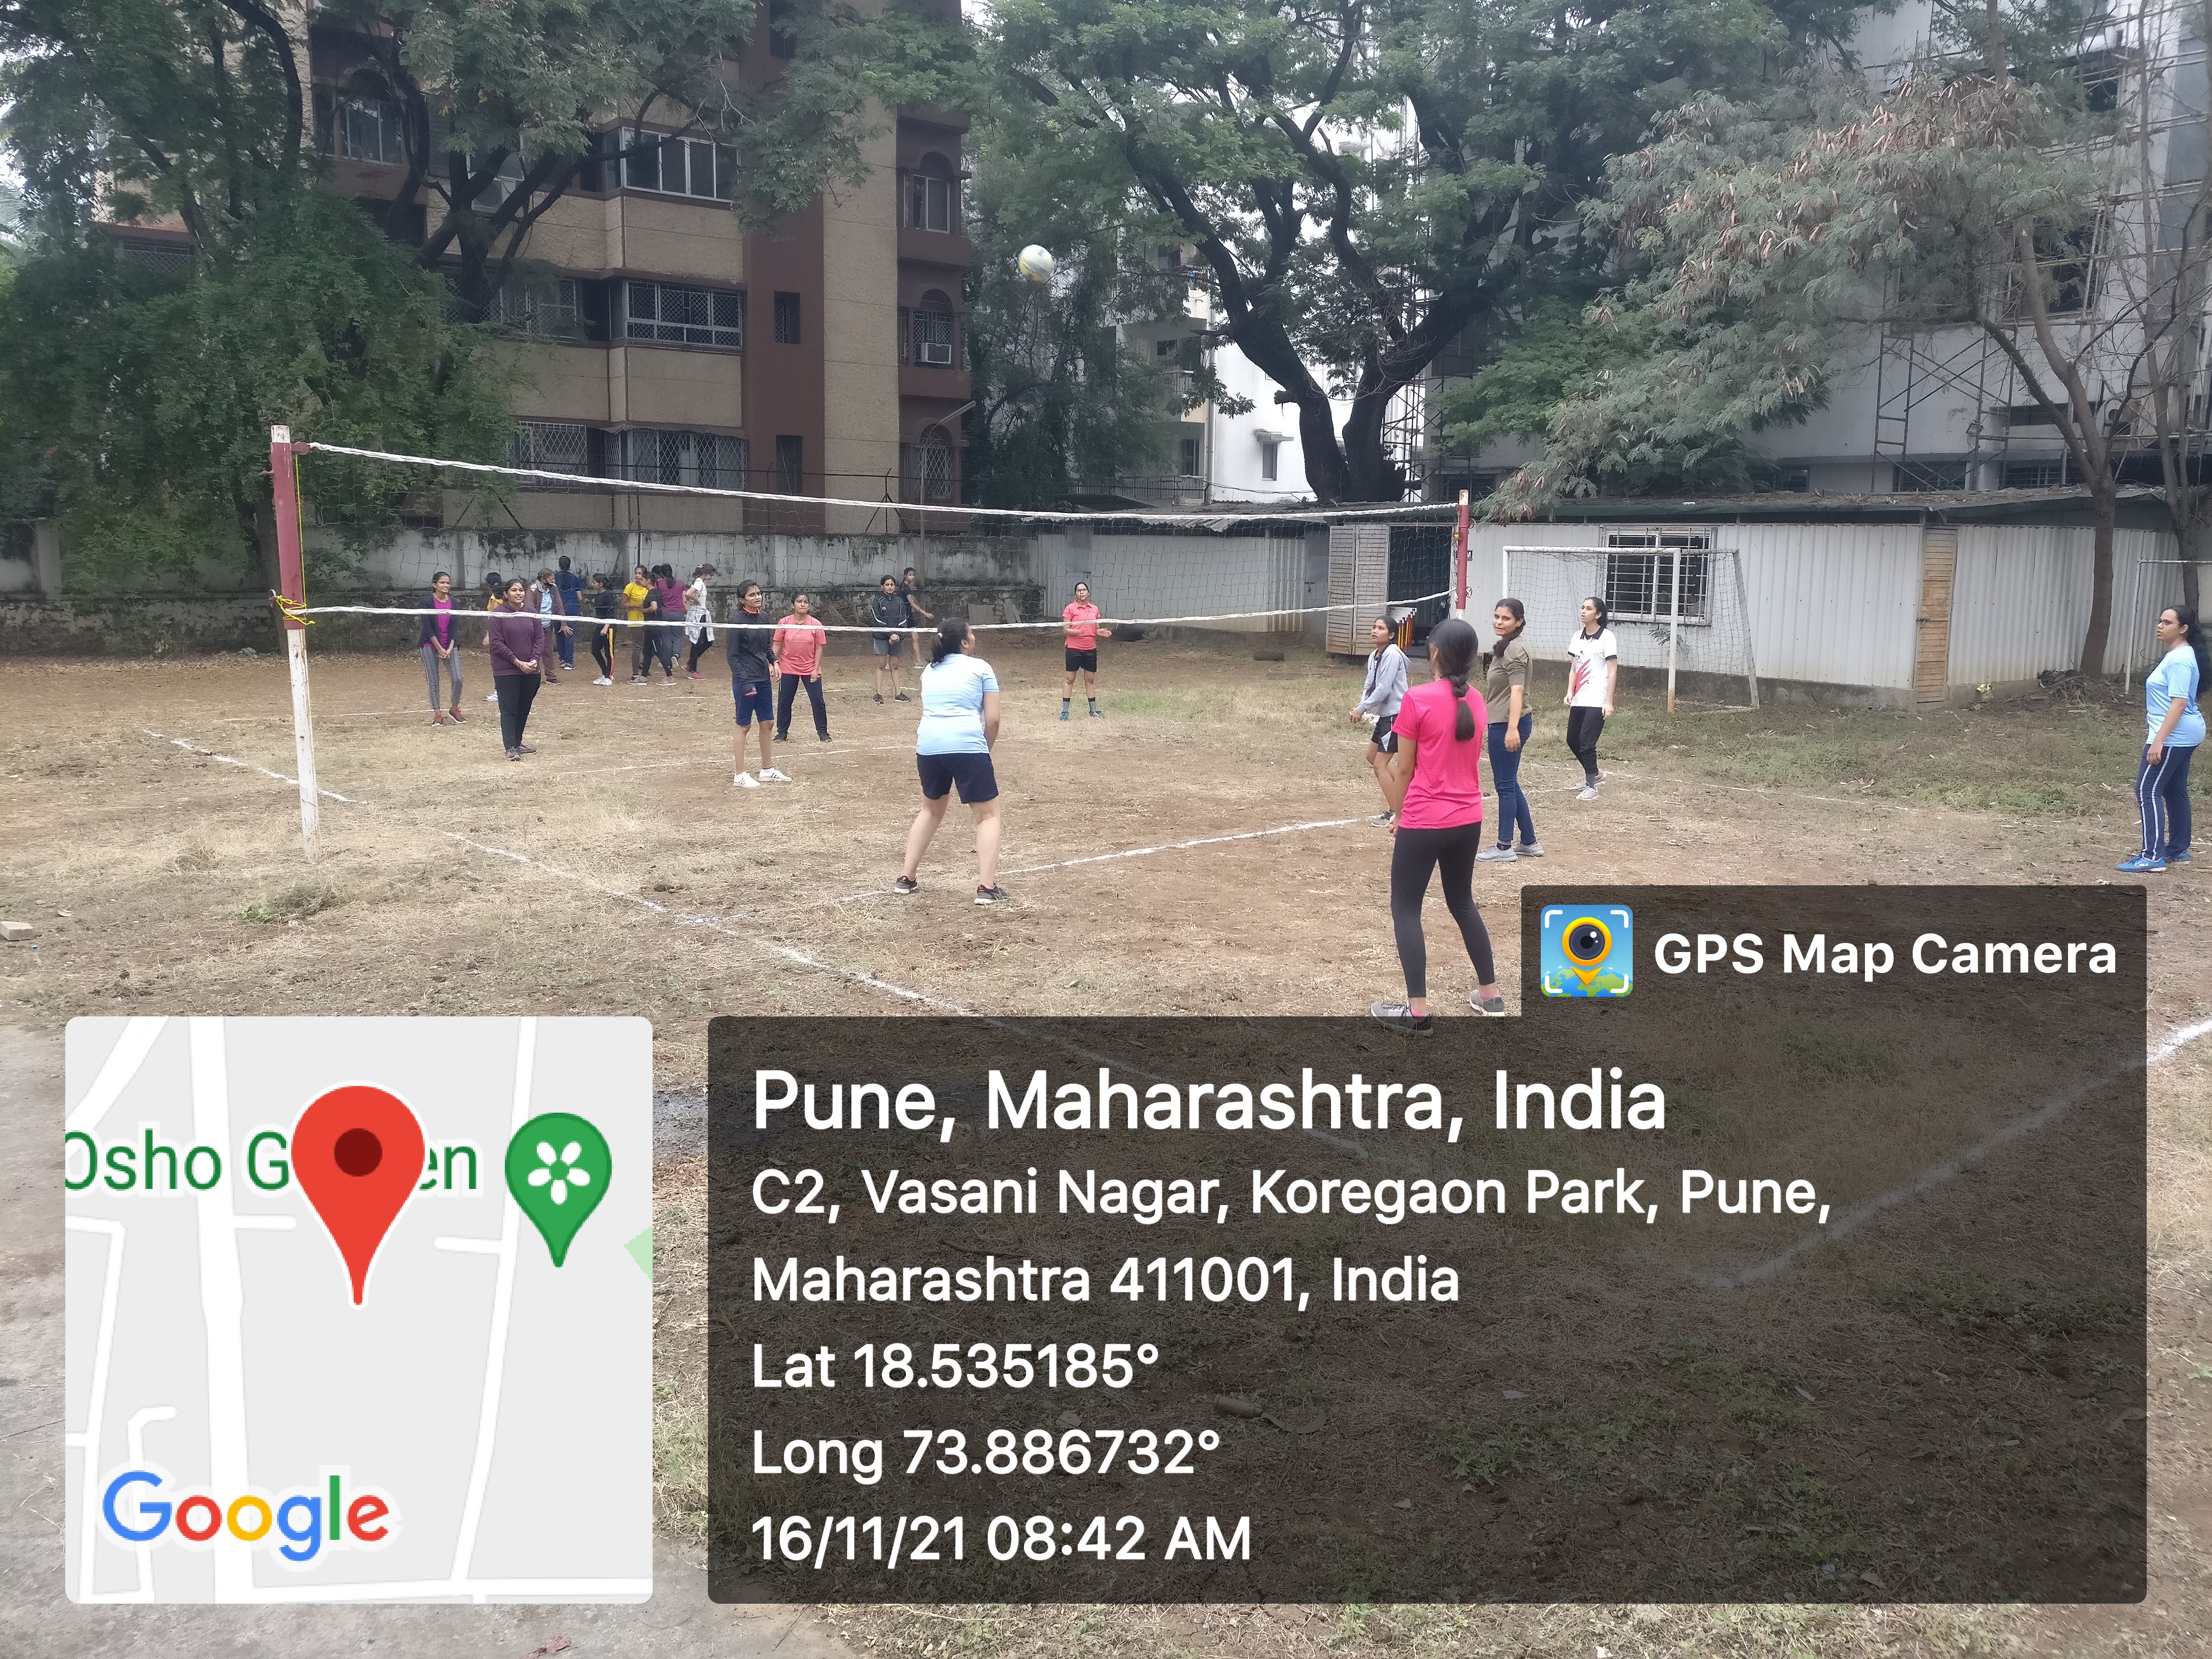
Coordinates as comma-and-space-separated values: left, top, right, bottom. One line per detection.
686, 634, 715, 672
495, 672, 540, 750
1566, 706, 1606, 785
590, 626, 613, 678
1389, 822, 1495, 1000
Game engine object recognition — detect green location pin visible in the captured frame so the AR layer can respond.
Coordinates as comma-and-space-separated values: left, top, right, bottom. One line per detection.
506, 1113, 612, 1267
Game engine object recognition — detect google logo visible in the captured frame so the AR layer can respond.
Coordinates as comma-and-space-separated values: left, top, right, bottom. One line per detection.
101, 1468, 398, 1565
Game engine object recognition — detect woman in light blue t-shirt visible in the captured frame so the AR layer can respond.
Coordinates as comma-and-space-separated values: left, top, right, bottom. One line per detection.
895, 619, 1008, 904
2119, 604, 2209, 873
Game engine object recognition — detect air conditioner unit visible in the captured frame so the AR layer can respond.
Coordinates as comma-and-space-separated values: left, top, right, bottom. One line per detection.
918, 340, 952, 366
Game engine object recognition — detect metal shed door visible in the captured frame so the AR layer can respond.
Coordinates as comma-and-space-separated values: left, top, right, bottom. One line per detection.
1915, 527, 1957, 705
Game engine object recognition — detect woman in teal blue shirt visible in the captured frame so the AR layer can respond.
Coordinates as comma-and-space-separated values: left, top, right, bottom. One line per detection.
2119, 605, 2208, 873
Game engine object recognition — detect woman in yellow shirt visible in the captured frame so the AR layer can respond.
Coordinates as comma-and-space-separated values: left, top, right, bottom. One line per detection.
622, 564, 653, 684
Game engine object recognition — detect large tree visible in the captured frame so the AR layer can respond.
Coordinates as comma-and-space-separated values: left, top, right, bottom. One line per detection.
1485, 2, 2212, 675
969, 0, 1862, 502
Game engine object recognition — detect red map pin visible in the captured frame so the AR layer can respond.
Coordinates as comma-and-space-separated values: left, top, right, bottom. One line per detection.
291, 1085, 426, 1306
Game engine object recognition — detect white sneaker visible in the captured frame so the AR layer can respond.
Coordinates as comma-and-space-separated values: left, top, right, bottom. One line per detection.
1576, 785, 1600, 801
758, 768, 791, 782
1476, 844, 1516, 862
486, 692, 497, 703
733, 771, 759, 788
593, 676, 613, 686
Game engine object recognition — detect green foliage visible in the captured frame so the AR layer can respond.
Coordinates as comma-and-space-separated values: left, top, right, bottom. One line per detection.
963, 0, 1872, 500
0, 190, 514, 586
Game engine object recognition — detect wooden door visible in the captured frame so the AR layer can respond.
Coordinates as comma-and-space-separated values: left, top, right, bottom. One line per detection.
1915, 527, 1957, 705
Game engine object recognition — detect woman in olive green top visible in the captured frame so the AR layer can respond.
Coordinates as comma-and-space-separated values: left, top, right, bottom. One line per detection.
1477, 598, 1541, 861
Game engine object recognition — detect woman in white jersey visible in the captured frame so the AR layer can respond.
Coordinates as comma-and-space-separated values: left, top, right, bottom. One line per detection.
894, 619, 1008, 905
1563, 595, 1618, 800
1350, 614, 1408, 826
2118, 604, 2208, 873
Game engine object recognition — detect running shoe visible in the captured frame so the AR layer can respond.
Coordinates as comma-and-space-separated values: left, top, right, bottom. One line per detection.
758, 768, 791, 783
1576, 785, 1600, 801
2169, 850, 2192, 865
686, 671, 701, 680
516, 745, 536, 755
1369, 810, 1396, 828
893, 876, 919, 894
1476, 844, 1516, 862
1516, 841, 1544, 857
487, 691, 498, 703
632, 676, 648, 685
733, 771, 759, 789
431, 713, 447, 726
874, 693, 884, 704
1089, 706, 1104, 717
1471, 989, 1508, 1016
506, 748, 522, 761
819, 733, 833, 742
1059, 707, 1070, 721
974, 885, 1007, 905
593, 676, 613, 686
447, 708, 466, 723
2116, 854, 2166, 872
895, 692, 911, 702
1369, 1001, 1435, 1037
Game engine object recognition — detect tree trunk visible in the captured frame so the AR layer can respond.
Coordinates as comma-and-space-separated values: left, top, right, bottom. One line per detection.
1339, 387, 1397, 502
2079, 490, 2117, 677
2181, 517, 2211, 614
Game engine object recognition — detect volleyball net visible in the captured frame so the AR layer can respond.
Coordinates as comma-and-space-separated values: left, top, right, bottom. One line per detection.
281, 436, 1469, 638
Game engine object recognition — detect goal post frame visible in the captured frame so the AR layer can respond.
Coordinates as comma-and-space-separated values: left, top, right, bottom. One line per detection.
1496, 544, 1761, 712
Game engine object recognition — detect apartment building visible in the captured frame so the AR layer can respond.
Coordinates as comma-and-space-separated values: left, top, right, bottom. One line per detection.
302, 2, 972, 537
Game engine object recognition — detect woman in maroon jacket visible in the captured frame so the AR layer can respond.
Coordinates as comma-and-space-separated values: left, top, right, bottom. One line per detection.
487, 578, 545, 759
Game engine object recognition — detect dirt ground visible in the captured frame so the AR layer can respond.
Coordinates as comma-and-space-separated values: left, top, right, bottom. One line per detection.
5, 634, 2210, 1656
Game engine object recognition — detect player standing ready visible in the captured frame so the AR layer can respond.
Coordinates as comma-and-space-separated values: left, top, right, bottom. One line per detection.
726, 581, 789, 788
1060, 582, 1111, 719
895, 619, 1007, 904
1351, 615, 1408, 826
773, 594, 831, 742
872, 575, 913, 704
2117, 604, 2209, 872
1564, 596, 1618, 800
1477, 599, 1541, 860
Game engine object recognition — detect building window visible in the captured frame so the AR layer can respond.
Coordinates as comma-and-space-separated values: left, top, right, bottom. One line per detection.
333, 95, 405, 164
1604, 533, 1711, 623
1155, 337, 1180, 358
510, 422, 594, 489
1773, 465, 1811, 492
487, 275, 585, 336
619, 429, 745, 488
911, 303, 955, 366
623, 281, 744, 349
906, 166, 957, 233
775, 435, 805, 494
769, 0, 799, 58
905, 442, 953, 502
614, 131, 734, 201
773, 291, 801, 344
1178, 435, 1202, 477
2005, 459, 2070, 489
1259, 438, 1279, 481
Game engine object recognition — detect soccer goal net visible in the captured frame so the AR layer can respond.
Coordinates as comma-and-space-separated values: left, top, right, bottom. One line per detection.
1498, 540, 1760, 710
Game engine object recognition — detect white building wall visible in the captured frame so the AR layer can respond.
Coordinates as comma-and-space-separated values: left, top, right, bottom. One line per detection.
1205, 343, 1355, 504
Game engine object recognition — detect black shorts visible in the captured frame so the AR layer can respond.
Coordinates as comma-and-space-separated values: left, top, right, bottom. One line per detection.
918, 751, 999, 804
1065, 647, 1098, 673
1370, 713, 1399, 754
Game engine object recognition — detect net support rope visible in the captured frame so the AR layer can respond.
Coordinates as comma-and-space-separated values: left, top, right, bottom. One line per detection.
286, 590, 1455, 632
303, 441, 1460, 528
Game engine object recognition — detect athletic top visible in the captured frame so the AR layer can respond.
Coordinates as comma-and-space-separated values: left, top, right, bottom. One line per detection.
2146, 644, 2206, 747
1063, 601, 1102, 651
419, 594, 454, 649
590, 587, 614, 622
1393, 676, 1490, 830
654, 577, 686, 621
871, 590, 912, 641
623, 581, 650, 624
724, 608, 776, 683
775, 614, 827, 677
1567, 627, 1618, 708
1483, 634, 1532, 715
1358, 643, 1407, 718
916, 653, 999, 756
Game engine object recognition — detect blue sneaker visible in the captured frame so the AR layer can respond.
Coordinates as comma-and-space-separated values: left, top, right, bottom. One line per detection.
1058, 706, 1070, 721
2116, 855, 2167, 873
2168, 850, 2192, 865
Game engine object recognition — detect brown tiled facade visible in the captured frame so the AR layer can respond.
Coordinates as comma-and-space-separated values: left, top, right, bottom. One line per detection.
302, 3, 969, 537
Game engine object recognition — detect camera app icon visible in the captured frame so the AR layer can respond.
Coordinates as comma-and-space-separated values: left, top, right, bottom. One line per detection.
1540, 906, 1634, 998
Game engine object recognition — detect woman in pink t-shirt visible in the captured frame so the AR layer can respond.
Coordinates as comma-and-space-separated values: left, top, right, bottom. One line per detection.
1373, 617, 1506, 1032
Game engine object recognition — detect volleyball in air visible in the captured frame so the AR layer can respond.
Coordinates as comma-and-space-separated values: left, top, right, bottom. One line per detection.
1016, 245, 1055, 284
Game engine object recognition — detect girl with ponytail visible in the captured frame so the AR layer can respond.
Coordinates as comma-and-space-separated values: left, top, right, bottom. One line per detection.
1372, 616, 1507, 1034
1478, 598, 1540, 859
896, 618, 1010, 903
2119, 604, 2208, 871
